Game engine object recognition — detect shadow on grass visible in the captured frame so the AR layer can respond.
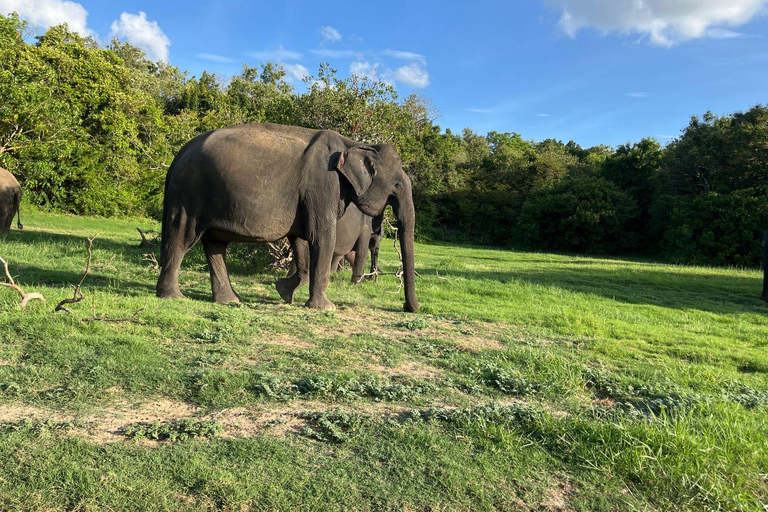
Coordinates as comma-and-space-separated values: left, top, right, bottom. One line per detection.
419, 265, 768, 316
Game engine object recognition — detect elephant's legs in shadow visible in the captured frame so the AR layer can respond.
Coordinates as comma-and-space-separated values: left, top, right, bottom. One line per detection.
276, 237, 308, 304
203, 239, 241, 304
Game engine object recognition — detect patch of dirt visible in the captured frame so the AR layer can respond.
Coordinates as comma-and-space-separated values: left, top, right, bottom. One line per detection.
0, 399, 414, 444
259, 333, 315, 350
367, 359, 444, 380
593, 397, 617, 408
541, 481, 576, 512
454, 335, 504, 352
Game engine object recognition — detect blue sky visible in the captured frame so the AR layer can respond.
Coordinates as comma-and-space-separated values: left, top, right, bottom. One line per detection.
4, 0, 768, 148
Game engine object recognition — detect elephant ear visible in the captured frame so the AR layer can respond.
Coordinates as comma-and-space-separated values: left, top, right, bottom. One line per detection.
335, 145, 378, 197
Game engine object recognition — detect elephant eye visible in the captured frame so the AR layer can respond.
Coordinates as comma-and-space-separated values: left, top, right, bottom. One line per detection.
394, 181, 403, 190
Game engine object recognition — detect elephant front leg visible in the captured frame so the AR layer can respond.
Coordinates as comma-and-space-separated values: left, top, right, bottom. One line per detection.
203, 240, 241, 304
306, 234, 336, 310
276, 237, 309, 304
350, 236, 369, 284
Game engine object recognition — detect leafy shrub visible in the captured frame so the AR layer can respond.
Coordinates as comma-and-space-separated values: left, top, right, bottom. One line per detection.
660, 189, 768, 267
120, 418, 222, 441
516, 176, 639, 254
301, 409, 366, 443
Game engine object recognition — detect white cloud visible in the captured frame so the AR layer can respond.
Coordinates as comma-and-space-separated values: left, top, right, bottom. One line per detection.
247, 45, 303, 61
109, 11, 170, 62
197, 53, 234, 63
546, 0, 768, 46
465, 108, 495, 114
626, 91, 650, 97
0, 0, 91, 36
536, 113, 551, 117
320, 25, 341, 42
383, 62, 430, 88
310, 48, 364, 60
284, 63, 309, 81
382, 49, 427, 64
350, 61, 380, 80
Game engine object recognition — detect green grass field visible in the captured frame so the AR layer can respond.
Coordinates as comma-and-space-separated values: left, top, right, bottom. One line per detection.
1, 210, 767, 511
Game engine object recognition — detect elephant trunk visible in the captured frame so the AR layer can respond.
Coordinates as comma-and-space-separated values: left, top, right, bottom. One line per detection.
394, 186, 420, 313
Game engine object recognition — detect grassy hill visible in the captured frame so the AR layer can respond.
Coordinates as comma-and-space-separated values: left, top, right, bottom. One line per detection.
1, 210, 767, 511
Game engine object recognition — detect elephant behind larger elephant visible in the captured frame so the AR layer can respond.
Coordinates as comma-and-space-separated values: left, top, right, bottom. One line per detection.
0, 166, 23, 234
156, 123, 420, 312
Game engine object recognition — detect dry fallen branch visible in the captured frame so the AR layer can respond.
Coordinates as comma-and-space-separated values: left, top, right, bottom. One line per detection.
0, 256, 45, 308
435, 270, 457, 286
142, 253, 160, 271
54, 235, 96, 315
82, 296, 148, 323
136, 228, 157, 247
52, 235, 147, 323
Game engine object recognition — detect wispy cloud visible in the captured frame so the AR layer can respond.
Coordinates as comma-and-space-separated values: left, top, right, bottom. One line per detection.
284, 63, 309, 81
320, 25, 341, 42
0, 0, 92, 37
196, 53, 234, 64
382, 49, 426, 64
546, 0, 768, 46
536, 113, 551, 117
350, 61, 380, 80
626, 92, 650, 98
465, 108, 495, 114
247, 45, 303, 61
310, 48, 364, 60
383, 62, 430, 88
109, 11, 170, 62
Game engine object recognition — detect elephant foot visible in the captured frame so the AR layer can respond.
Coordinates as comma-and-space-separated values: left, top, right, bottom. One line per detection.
275, 278, 298, 304
403, 300, 421, 313
351, 274, 364, 284
157, 289, 186, 300
213, 291, 241, 305
305, 296, 336, 311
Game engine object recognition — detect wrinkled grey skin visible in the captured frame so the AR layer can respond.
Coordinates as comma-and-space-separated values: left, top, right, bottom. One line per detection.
761, 230, 768, 302
0, 167, 23, 234
333, 210, 383, 274
276, 204, 383, 304
156, 123, 419, 312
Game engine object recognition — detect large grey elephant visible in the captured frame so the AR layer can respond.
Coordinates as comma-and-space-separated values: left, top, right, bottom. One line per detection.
761, 230, 768, 302
276, 204, 383, 304
156, 123, 419, 312
0, 167, 22, 234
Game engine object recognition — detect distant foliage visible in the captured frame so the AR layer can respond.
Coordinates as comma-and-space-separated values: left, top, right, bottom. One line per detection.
1, 13, 767, 266
516, 177, 639, 254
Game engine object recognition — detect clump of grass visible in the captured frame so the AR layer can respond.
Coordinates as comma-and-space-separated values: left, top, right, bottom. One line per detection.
478, 364, 544, 395
301, 409, 367, 443
724, 383, 768, 409
0, 418, 80, 434
120, 418, 222, 441
295, 374, 436, 401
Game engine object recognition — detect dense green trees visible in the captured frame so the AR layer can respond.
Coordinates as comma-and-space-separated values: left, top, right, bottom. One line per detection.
0, 13, 766, 267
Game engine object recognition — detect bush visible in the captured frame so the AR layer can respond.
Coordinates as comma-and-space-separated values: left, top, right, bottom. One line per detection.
515, 177, 639, 254
660, 189, 768, 267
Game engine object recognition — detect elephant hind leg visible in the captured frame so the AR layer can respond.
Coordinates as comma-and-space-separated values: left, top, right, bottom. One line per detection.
156, 209, 197, 299
276, 237, 309, 304
203, 239, 241, 304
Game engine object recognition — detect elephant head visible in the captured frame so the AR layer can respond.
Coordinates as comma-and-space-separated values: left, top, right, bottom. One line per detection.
336, 144, 420, 312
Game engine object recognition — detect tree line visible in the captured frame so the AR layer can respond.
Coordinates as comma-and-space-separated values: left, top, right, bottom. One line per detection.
1, 13, 766, 267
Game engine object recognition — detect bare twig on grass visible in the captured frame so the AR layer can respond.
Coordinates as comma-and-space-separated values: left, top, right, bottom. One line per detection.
54, 235, 97, 315
435, 270, 457, 286
0, 257, 45, 308
53, 235, 148, 323
136, 228, 156, 247
82, 296, 148, 323
142, 253, 159, 271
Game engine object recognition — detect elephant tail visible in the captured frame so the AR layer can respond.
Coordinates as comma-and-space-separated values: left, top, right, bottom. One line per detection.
158, 170, 173, 269
14, 188, 22, 230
